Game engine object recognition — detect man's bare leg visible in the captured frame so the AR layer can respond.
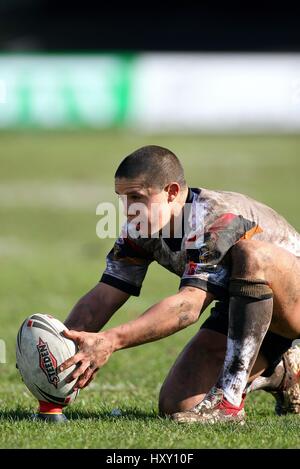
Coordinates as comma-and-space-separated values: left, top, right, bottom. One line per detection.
159, 328, 268, 415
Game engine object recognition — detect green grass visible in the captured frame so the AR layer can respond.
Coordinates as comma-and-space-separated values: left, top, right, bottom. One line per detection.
0, 130, 300, 448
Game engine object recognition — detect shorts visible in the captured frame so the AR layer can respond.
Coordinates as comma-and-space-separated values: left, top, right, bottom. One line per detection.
201, 300, 293, 375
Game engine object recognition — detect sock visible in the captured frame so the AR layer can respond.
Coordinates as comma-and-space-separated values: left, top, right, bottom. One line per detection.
217, 295, 273, 406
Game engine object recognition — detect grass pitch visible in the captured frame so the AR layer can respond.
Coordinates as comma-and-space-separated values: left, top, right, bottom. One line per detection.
0, 130, 300, 448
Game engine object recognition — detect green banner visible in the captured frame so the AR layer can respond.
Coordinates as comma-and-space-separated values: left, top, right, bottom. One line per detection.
0, 54, 134, 128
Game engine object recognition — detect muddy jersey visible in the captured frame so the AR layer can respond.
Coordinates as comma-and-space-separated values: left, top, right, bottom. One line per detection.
100, 188, 300, 298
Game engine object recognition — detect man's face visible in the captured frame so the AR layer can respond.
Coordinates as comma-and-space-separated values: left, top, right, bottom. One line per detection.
115, 178, 173, 237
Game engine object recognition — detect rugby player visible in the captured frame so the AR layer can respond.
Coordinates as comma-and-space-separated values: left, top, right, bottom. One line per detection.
61, 145, 300, 423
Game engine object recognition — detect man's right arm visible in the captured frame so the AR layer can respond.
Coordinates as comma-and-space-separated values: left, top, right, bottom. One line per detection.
64, 282, 130, 332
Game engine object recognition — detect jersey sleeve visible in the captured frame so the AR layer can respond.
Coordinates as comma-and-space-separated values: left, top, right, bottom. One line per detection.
180, 213, 262, 297
100, 235, 153, 296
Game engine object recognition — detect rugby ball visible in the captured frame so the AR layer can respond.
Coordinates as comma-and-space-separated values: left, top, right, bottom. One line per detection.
16, 313, 79, 406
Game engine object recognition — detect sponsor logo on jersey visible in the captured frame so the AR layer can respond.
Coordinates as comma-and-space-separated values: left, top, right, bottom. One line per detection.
186, 261, 198, 275
37, 338, 60, 388
186, 261, 211, 279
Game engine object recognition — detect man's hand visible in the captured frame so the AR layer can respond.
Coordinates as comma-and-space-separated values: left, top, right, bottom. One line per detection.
60, 329, 115, 389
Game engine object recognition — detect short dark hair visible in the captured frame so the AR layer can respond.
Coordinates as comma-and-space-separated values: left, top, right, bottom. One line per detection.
115, 145, 186, 189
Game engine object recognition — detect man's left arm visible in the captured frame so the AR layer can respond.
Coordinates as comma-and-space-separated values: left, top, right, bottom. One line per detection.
60, 287, 214, 388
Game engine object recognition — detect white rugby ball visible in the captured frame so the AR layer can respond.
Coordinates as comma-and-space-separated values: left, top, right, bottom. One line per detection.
16, 313, 79, 406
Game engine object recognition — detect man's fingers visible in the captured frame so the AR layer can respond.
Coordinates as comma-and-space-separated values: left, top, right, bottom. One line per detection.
63, 329, 82, 341
59, 352, 84, 372
81, 373, 96, 389
68, 361, 91, 382
76, 366, 98, 389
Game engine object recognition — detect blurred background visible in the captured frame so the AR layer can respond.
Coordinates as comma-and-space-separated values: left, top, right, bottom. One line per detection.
1, 2, 300, 131
0, 2, 300, 447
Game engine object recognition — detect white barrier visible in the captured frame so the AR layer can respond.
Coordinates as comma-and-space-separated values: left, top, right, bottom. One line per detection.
0, 53, 299, 131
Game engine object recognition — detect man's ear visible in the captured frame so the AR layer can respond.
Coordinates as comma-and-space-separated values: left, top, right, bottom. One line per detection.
165, 182, 180, 202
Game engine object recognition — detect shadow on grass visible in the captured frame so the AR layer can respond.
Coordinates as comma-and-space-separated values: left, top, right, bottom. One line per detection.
0, 408, 34, 421
0, 407, 161, 422
65, 408, 160, 421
